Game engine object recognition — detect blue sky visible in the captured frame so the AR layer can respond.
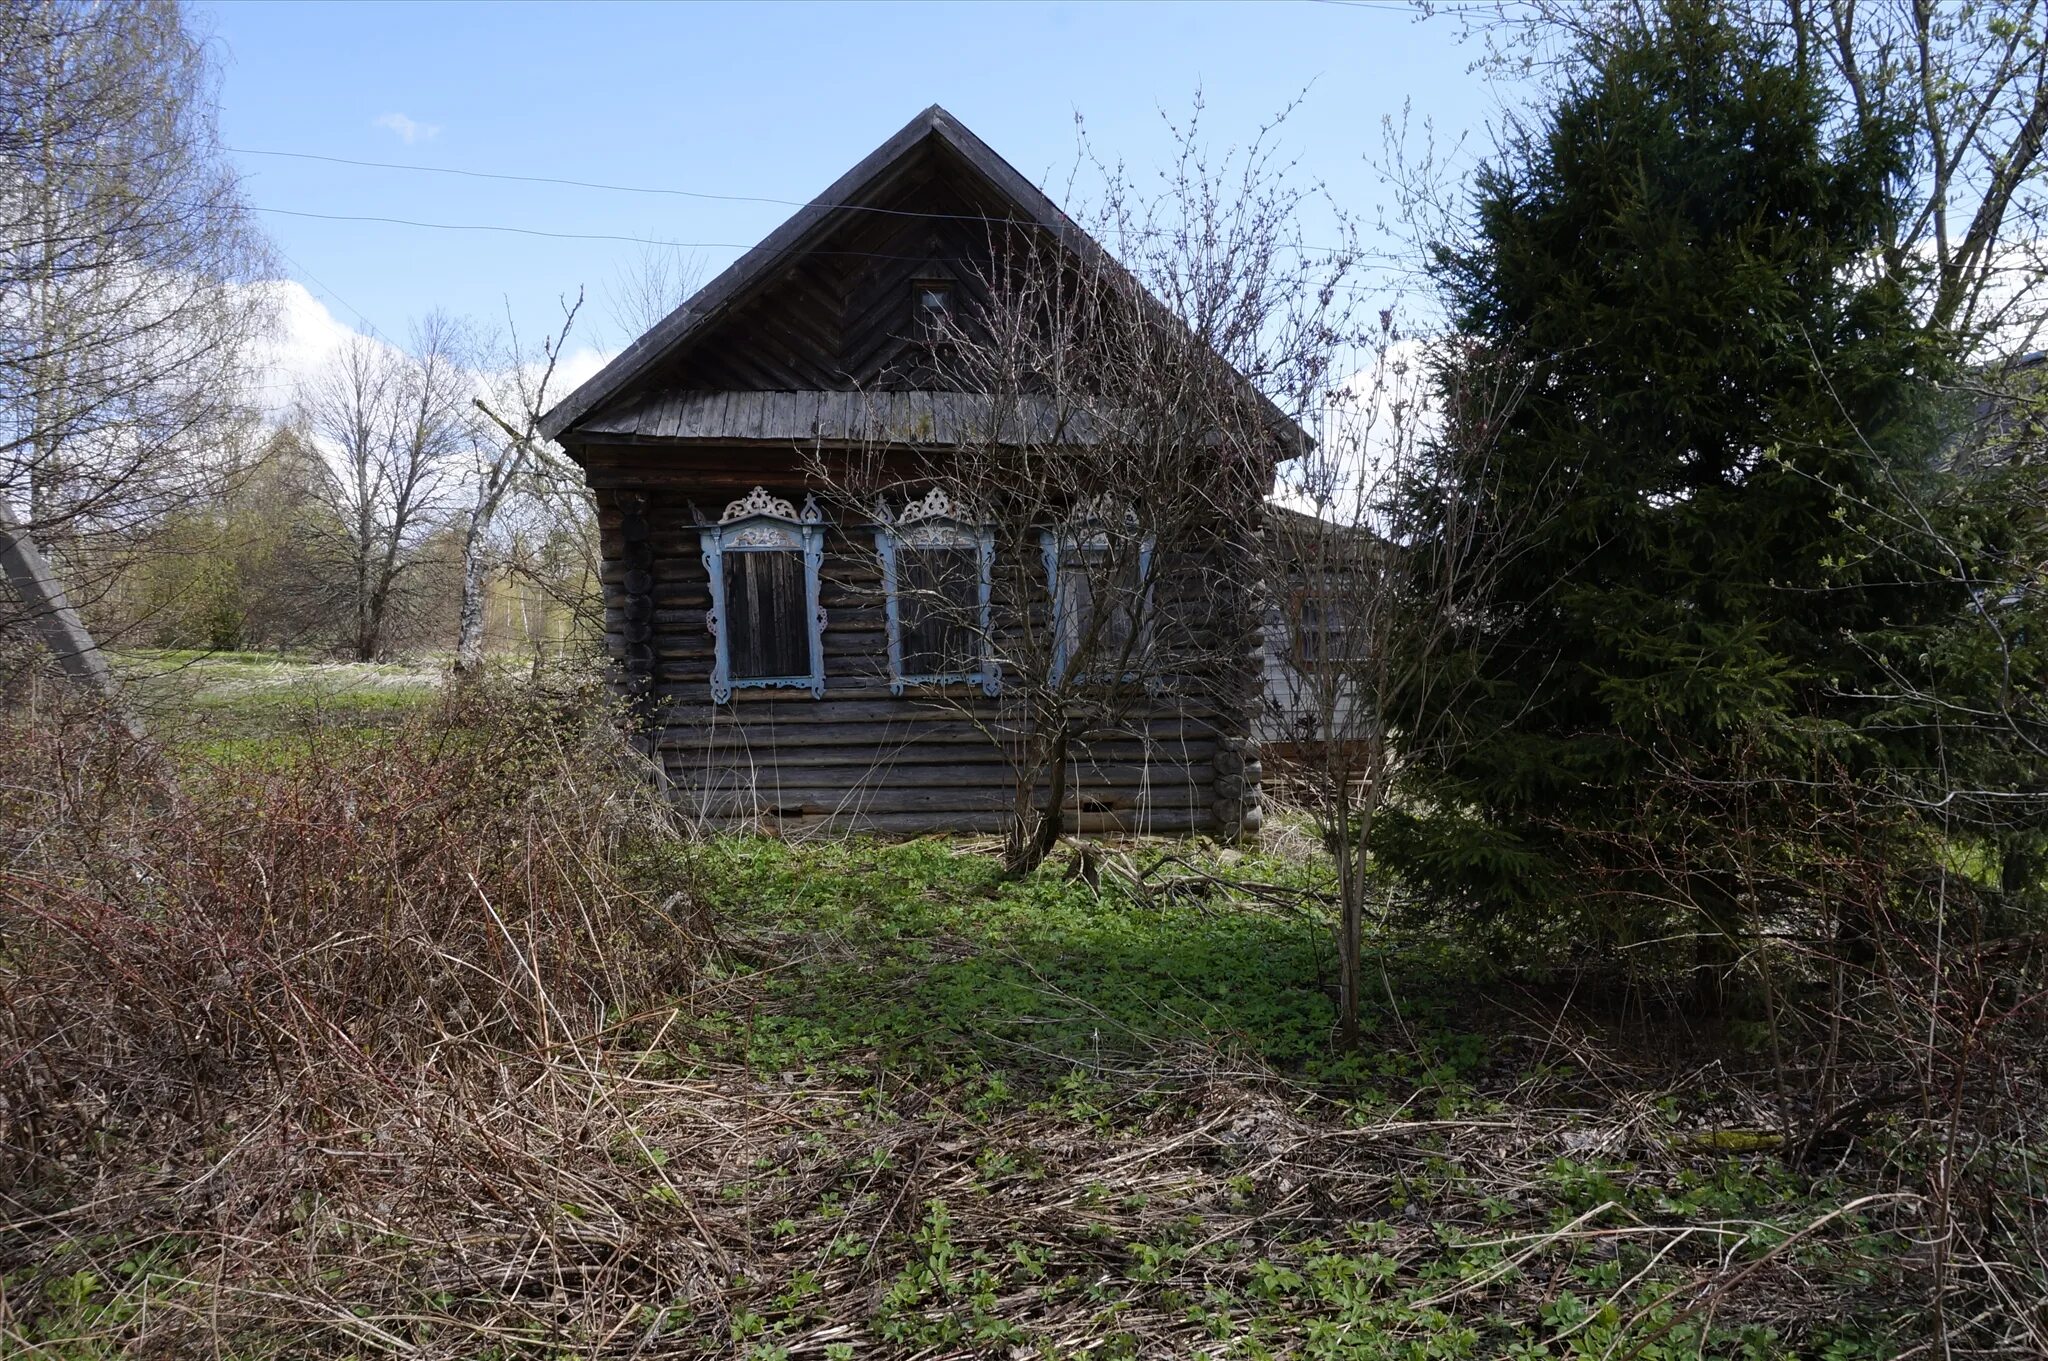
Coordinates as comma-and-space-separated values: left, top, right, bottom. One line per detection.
198, 1, 1515, 373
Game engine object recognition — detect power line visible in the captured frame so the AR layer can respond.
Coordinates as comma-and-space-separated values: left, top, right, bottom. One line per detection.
229, 144, 1008, 223
231, 144, 1370, 258
255, 204, 759, 253
253, 203, 1388, 269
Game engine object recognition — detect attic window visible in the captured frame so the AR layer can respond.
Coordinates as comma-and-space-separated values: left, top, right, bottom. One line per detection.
913, 280, 954, 334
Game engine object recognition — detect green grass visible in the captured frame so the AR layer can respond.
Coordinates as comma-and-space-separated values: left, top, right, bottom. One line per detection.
672, 836, 1503, 1104
615, 836, 1913, 1359
110, 648, 441, 767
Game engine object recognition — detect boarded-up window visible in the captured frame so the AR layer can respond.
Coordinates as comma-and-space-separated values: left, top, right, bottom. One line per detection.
723, 550, 809, 680
897, 543, 981, 677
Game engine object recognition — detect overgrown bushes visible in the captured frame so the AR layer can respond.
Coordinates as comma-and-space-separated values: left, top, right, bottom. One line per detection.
0, 673, 693, 1193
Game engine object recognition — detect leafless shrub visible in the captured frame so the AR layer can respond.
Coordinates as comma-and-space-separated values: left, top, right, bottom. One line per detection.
0, 671, 694, 1195
815, 100, 1368, 874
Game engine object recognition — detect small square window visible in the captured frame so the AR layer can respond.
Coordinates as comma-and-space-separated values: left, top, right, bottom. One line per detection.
912, 280, 954, 334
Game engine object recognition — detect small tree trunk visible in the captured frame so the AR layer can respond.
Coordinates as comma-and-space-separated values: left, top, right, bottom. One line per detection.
1334, 800, 1375, 1049
358, 577, 389, 663
1336, 868, 1364, 1048
1007, 724, 1071, 876
454, 517, 490, 676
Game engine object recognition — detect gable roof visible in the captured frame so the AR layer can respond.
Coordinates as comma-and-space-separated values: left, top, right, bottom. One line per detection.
540, 104, 1307, 453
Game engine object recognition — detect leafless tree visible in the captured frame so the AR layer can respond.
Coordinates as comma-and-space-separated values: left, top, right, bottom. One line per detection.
0, 0, 271, 602
460, 291, 585, 676
604, 245, 702, 348
1265, 318, 1539, 1045
1458, 0, 2048, 353
818, 105, 1368, 875
300, 317, 472, 661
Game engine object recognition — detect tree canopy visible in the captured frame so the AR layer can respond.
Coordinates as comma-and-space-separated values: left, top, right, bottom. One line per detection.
1380, 5, 1977, 997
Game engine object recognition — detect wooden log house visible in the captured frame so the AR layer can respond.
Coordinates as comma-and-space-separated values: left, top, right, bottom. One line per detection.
540, 107, 1298, 838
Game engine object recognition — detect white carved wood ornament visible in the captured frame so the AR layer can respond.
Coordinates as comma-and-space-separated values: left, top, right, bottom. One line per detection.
719, 486, 822, 525
893, 486, 972, 526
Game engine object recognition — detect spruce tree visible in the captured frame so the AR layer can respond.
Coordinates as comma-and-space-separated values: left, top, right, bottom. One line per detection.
1379, 5, 1958, 1007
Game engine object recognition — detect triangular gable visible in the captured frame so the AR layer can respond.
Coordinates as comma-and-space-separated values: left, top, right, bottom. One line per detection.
541, 104, 1306, 452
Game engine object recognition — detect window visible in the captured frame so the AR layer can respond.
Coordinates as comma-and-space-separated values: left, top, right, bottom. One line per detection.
700, 487, 827, 702
1289, 588, 1357, 667
1041, 517, 1153, 684
877, 488, 996, 695
912, 279, 954, 337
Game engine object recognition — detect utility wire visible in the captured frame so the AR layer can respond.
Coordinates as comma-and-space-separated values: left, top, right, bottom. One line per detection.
255, 204, 760, 252
232, 144, 1371, 259
253, 203, 1391, 271
230, 144, 1020, 222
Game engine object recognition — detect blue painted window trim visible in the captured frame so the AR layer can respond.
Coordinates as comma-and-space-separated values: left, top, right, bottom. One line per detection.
876, 515, 999, 696
700, 489, 827, 703
1041, 525, 1155, 685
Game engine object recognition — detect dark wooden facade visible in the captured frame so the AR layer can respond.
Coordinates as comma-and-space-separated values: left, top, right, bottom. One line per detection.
543, 107, 1281, 838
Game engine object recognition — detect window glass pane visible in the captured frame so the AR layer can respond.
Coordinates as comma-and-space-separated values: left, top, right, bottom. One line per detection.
1059, 549, 1141, 667
1294, 591, 1353, 664
899, 544, 979, 677
723, 550, 808, 680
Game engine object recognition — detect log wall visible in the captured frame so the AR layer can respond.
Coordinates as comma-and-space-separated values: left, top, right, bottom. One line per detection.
582, 445, 1265, 838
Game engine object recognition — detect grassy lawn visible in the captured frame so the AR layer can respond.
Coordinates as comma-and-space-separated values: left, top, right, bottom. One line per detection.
110, 647, 442, 764
595, 836, 1913, 1358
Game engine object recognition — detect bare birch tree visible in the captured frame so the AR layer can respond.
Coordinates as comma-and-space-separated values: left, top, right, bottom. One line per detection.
0, 0, 270, 636
459, 292, 584, 676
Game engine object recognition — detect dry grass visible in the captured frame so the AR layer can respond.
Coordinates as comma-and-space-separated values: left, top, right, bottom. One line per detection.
0, 681, 2041, 1357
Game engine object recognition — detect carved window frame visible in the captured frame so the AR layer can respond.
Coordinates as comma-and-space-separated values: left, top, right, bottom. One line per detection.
699, 486, 827, 703
875, 487, 998, 696
1040, 506, 1155, 685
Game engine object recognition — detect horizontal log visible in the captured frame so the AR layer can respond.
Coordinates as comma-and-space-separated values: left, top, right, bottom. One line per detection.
684, 808, 1219, 837
654, 718, 1222, 748
671, 783, 1215, 817
676, 761, 1215, 794
651, 707, 1225, 736
655, 737, 1219, 765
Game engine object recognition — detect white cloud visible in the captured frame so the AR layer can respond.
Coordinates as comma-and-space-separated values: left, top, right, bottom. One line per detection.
550, 345, 610, 397
373, 112, 441, 145
241, 279, 401, 416
248, 279, 617, 432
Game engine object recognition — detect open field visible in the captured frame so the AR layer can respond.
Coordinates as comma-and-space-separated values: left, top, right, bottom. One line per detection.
109, 649, 446, 763
1, 662, 2036, 1358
